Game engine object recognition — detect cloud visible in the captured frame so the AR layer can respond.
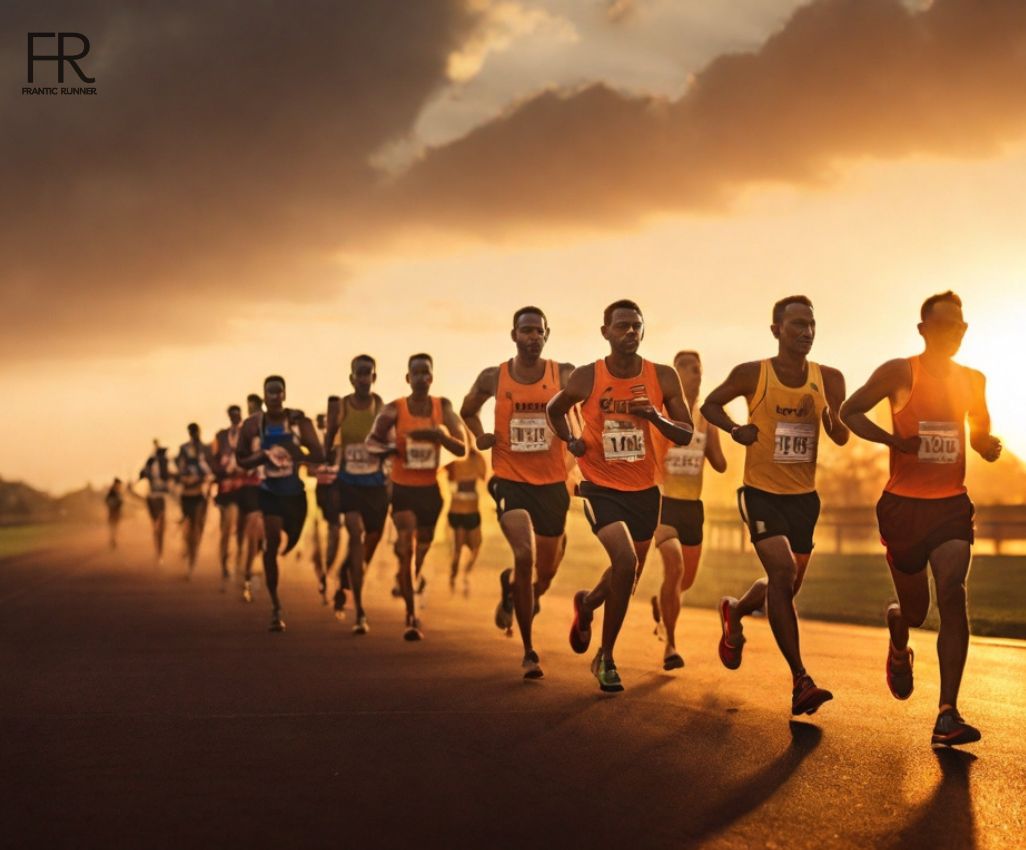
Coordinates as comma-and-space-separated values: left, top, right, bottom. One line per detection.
0, 0, 476, 362
385, 0, 1026, 232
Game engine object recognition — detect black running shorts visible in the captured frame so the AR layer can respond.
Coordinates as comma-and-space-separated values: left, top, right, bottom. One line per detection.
316, 482, 340, 525
737, 486, 820, 554
659, 496, 704, 547
237, 486, 260, 515
580, 480, 661, 543
337, 482, 389, 534
258, 489, 308, 554
214, 489, 237, 508
146, 495, 166, 520
181, 494, 206, 522
448, 511, 481, 531
876, 491, 975, 575
391, 482, 444, 531
488, 476, 570, 538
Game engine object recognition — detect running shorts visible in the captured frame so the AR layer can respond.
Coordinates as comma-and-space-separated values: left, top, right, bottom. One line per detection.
391, 482, 444, 531
580, 481, 661, 543
876, 491, 974, 575
737, 486, 820, 554
659, 496, 704, 547
488, 476, 570, 538
337, 482, 389, 534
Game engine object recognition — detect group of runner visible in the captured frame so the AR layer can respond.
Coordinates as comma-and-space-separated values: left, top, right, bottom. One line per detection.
119, 293, 999, 747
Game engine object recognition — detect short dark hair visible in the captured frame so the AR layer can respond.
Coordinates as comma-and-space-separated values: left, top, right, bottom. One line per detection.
772, 295, 813, 324
673, 350, 701, 365
408, 353, 433, 369
603, 299, 643, 326
512, 306, 547, 329
227, 405, 241, 415
327, 395, 341, 403
920, 290, 962, 321
247, 393, 262, 406
187, 422, 199, 433
351, 354, 376, 371
264, 374, 286, 390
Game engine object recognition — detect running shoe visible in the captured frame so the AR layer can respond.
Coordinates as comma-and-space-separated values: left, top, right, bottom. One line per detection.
334, 588, 347, 621
717, 596, 745, 670
353, 615, 369, 636
317, 576, 327, 601
403, 616, 423, 642
242, 581, 253, 603
494, 568, 514, 631
931, 708, 981, 747
791, 673, 833, 716
269, 610, 286, 633
522, 650, 544, 680
886, 643, 914, 700
569, 590, 593, 654
663, 652, 685, 671
591, 650, 624, 693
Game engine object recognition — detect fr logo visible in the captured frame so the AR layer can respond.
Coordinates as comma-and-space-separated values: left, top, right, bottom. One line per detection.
27, 33, 95, 83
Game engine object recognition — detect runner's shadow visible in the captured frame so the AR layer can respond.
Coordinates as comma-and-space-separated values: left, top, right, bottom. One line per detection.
680, 720, 823, 845
883, 748, 976, 850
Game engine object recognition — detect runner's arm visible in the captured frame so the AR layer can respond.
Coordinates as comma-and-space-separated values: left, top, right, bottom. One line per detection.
459, 367, 498, 448
366, 402, 399, 453
438, 399, 467, 457
838, 360, 918, 453
705, 423, 727, 473
700, 362, 760, 446
821, 365, 850, 447
295, 414, 325, 465
235, 417, 268, 469
967, 370, 1002, 462
647, 364, 694, 445
546, 364, 593, 456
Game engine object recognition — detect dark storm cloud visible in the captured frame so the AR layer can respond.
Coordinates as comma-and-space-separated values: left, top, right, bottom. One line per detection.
0, 0, 475, 361
386, 0, 1026, 232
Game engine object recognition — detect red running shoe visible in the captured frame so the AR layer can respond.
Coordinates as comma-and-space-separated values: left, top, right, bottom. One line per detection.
791, 674, 833, 716
886, 643, 914, 700
717, 596, 745, 670
932, 708, 981, 747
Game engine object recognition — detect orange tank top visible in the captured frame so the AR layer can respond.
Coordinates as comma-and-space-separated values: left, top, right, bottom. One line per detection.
885, 356, 972, 499
578, 358, 665, 492
391, 396, 443, 487
492, 358, 567, 485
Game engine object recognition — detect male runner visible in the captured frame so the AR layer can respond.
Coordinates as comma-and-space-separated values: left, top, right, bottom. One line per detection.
444, 442, 487, 595
311, 404, 342, 605
175, 423, 214, 578
547, 300, 693, 692
367, 354, 465, 641
461, 306, 574, 679
839, 291, 1001, 746
330, 355, 389, 635
650, 350, 726, 670
211, 405, 253, 589
137, 442, 172, 563
701, 295, 848, 716
237, 376, 323, 631
236, 394, 266, 601
104, 478, 124, 550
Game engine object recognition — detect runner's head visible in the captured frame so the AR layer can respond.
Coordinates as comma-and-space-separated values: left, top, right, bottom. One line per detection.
350, 355, 376, 396
246, 393, 263, 416
316, 413, 326, 431
263, 375, 286, 414
407, 354, 434, 396
227, 405, 242, 426
601, 299, 644, 355
771, 295, 815, 357
511, 306, 549, 359
918, 291, 966, 358
187, 422, 201, 441
673, 350, 702, 399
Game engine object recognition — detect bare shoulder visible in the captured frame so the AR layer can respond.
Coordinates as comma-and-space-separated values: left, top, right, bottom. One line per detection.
476, 365, 501, 394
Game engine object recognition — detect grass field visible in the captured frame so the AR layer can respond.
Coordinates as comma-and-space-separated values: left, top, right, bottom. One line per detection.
466, 503, 1026, 641
0, 524, 58, 560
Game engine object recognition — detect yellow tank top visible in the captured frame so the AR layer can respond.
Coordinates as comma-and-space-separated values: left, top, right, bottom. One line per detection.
662, 408, 707, 501
744, 360, 825, 495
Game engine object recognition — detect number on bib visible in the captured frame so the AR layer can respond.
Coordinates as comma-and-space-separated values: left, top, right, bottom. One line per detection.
344, 443, 380, 475
602, 419, 645, 462
665, 432, 706, 477
773, 422, 817, 464
405, 440, 438, 470
509, 416, 551, 453
918, 421, 960, 464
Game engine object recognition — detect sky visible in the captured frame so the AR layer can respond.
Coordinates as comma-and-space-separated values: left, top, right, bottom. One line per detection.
2, 0, 1025, 493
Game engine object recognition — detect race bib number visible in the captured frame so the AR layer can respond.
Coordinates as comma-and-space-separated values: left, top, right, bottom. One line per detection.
344, 442, 379, 475
602, 419, 645, 462
664, 432, 706, 477
773, 422, 817, 464
405, 440, 438, 470
918, 421, 960, 464
509, 416, 551, 453
264, 444, 294, 478
315, 464, 339, 485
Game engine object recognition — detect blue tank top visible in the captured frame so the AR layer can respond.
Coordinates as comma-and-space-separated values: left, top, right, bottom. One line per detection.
260, 415, 304, 495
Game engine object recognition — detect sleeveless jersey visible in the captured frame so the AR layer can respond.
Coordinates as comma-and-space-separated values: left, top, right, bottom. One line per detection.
256, 412, 304, 495
335, 395, 387, 486
662, 407, 708, 501
885, 356, 973, 499
391, 396, 444, 487
141, 455, 170, 495
447, 453, 486, 514
177, 441, 211, 497
578, 357, 665, 492
744, 360, 826, 495
492, 358, 567, 485
214, 426, 260, 494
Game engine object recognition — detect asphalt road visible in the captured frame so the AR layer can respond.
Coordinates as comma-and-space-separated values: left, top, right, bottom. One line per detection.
3, 523, 1024, 850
